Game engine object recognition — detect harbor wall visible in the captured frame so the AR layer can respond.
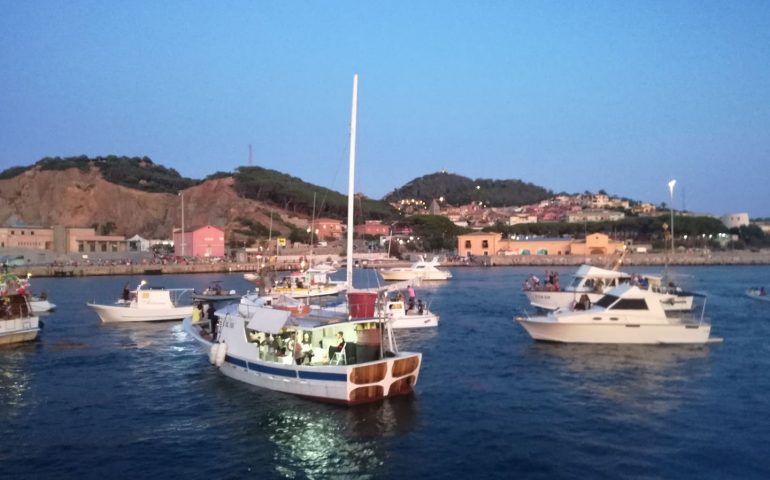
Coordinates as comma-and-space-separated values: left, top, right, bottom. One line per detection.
9, 250, 770, 278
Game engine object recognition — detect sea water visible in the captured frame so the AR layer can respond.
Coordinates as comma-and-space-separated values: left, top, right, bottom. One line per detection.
1, 265, 769, 479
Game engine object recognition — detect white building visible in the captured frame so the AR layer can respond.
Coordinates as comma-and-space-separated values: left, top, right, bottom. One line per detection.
721, 213, 749, 229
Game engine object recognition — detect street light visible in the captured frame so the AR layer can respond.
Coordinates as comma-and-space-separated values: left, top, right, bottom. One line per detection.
668, 180, 676, 257
179, 192, 186, 257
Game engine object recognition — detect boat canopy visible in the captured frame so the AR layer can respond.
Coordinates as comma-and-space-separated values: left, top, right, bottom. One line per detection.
246, 307, 291, 334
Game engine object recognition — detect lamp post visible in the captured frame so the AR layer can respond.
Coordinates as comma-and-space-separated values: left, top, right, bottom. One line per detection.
668, 180, 676, 258
179, 192, 186, 257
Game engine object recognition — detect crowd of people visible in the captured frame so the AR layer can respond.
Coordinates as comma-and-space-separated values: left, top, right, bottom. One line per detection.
522, 271, 561, 292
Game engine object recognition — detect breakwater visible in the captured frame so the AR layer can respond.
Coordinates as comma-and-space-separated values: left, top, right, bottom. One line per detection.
11, 250, 770, 278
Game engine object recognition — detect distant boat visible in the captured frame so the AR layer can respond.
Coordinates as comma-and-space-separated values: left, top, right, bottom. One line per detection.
746, 287, 770, 302
380, 256, 452, 281
515, 284, 716, 344
191, 281, 241, 302
270, 265, 346, 299
87, 280, 193, 323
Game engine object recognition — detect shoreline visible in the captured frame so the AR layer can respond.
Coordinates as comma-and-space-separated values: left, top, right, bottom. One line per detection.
11, 250, 770, 278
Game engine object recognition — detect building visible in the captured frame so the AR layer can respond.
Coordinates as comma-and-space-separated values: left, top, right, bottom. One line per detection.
314, 218, 345, 241
457, 232, 623, 257
127, 234, 151, 252
65, 227, 128, 254
566, 209, 625, 223
721, 213, 749, 229
0, 226, 54, 250
356, 220, 390, 237
173, 225, 225, 257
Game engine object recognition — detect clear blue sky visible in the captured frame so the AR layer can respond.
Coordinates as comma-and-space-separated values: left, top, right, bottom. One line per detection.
1, 1, 769, 216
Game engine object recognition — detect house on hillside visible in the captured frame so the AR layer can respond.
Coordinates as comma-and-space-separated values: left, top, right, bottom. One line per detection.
173, 225, 225, 257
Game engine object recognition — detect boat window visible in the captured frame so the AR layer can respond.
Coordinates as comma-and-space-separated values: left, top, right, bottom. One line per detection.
594, 294, 619, 308
610, 299, 648, 310
569, 277, 582, 288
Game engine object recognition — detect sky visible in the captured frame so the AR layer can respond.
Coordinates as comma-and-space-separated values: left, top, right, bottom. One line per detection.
1, 1, 769, 217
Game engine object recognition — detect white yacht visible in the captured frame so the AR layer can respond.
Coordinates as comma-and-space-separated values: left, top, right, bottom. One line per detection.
270, 265, 347, 299
516, 284, 714, 344
380, 256, 452, 281
523, 264, 693, 312
87, 280, 193, 323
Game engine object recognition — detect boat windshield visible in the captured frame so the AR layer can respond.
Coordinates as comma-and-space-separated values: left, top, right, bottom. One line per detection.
594, 294, 619, 308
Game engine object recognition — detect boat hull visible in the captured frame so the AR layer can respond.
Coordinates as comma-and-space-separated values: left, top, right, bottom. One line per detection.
380, 270, 452, 281
183, 318, 421, 405
30, 298, 56, 313
0, 318, 40, 345
390, 312, 439, 329
88, 303, 192, 323
515, 318, 711, 344
270, 284, 345, 299
191, 293, 241, 302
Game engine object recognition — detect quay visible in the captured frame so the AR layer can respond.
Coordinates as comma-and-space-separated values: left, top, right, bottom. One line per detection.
10, 249, 770, 278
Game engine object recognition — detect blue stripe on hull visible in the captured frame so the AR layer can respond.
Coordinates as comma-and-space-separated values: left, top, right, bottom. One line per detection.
298, 370, 348, 382
225, 355, 248, 368
224, 355, 347, 382
247, 362, 297, 378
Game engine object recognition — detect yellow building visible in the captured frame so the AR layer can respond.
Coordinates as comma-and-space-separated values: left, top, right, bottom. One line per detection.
0, 226, 54, 250
457, 232, 622, 257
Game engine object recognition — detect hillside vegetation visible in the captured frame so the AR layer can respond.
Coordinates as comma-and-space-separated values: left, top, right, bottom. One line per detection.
233, 166, 396, 220
384, 171, 553, 207
0, 155, 197, 193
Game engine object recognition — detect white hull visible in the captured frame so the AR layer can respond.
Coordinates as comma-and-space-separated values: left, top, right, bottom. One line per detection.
525, 290, 693, 312
516, 318, 711, 344
88, 303, 192, 323
30, 298, 56, 313
183, 318, 421, 405
380, 270, 452, 281
390, 312, 439, 329
270, 283, 346, 299
0, 317, 40, 345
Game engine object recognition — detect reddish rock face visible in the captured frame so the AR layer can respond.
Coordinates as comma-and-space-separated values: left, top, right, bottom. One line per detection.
0, 167, 305, 239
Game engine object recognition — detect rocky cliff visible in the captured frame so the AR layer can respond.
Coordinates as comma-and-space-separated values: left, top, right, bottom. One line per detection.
0, 167, 306, 239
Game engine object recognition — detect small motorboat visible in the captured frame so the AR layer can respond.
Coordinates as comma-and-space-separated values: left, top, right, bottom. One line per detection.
746, 287, 770, 302
191, 281, 241, 302
87, 280, 193, 323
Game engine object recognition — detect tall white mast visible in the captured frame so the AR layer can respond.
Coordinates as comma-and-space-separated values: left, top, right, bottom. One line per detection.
346, 74, 358, 290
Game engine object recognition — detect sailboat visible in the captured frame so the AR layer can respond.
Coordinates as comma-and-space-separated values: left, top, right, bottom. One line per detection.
182, 75, 423, 405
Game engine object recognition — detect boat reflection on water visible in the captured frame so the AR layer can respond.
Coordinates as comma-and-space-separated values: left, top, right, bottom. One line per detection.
0, 348, 34, 419
249, 397, 417, 477
527, 343, 713, 417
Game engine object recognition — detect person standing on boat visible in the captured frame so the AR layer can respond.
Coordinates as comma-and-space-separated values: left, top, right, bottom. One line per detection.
407, 285, 416, 310
192, 302, 203, 324
122, 283, 131, 303
328, 331, 345, 362
207, 303, 219, 338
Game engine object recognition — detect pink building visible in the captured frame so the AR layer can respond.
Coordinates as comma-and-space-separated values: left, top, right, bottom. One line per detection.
356, 220, 390, 237
173, 225, 225, 257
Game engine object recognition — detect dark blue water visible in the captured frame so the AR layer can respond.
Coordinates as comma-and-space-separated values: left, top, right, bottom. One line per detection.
2, 266, 770, 479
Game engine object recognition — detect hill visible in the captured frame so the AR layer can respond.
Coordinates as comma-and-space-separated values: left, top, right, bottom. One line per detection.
383, 171, 553, 207
0, 156, 398, 243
